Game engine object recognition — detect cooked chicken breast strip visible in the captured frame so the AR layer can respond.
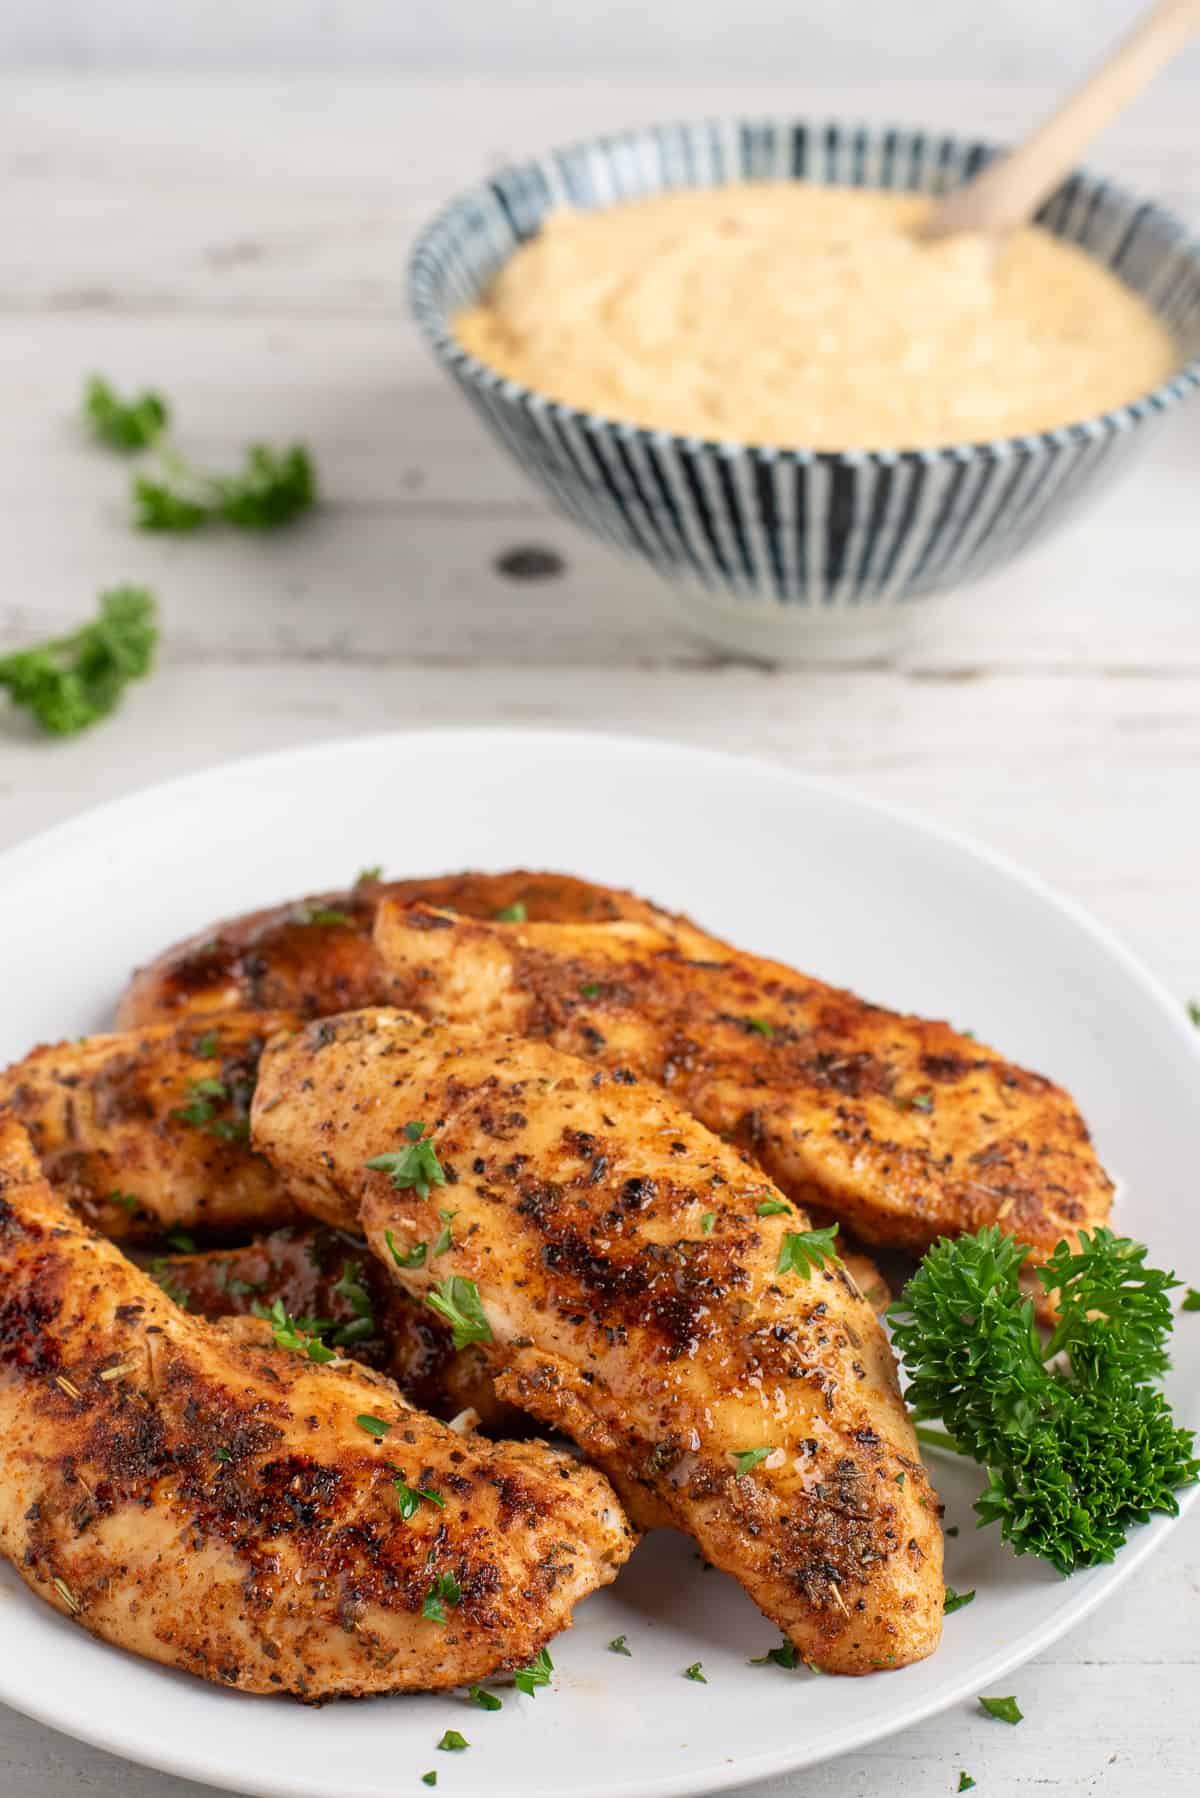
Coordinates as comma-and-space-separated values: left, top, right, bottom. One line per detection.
253, 1010, 944, 1675
0, 1117, 633, 1697
374, 905, 1113, 1269
118, 869, 671, 1029
151, 1224, 524, 1433
0, 1013, 301, 1240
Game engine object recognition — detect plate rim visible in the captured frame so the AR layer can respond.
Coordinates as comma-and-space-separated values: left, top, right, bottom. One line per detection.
0, 724, 1196, 1798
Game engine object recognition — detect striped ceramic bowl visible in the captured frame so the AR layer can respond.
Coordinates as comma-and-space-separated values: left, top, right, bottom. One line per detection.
409, 119, 1200, 654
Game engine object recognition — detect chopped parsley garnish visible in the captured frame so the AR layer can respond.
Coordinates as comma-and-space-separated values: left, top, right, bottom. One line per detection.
1182, 1288, 1200, 1312
755, 1197, 792, 1218
329, 1259, 375, 1344
777, 1223, 840, 1279
944, 1586, 975, 1614
385, 1229, 428, 1270
436, 1730, 468, 1752
426, 1276, 493, 1349
148, 1260, 191, 1309
909, 1092, 934, 1112
192, 1030, 219, 1058
431, 1210, 457, 1258
0, 586, 158, 737
134, 443, 316, 533
895, 1472, 906, 1486
608, 1635, 632, 1656
683, 1662, 707, 1683
750, 1637, 800, 1669
214, 1446, 232, 1463
731, 1447, 773, 1478
251, 1298, 336, 1364
356, 865, 383, 885
978, 1695, 1022, 1725
579, 983, 601, 1000
700, 1212, 716, 1235
395, 1473, 446, 1521
469, 1685, 502, 1711
171, 1075, 250, 1140
421, 1775, 437, 1788
292, 905, 351, 926
512, 1647, 553, 1696
108, 1190, 141, 1214
958, 1775, 976, 1792
743, 1016, 773, 1036
366, 1122, 447, 1200
494, 902, 527, 923
1187, 999, 1200, 1027
167, 1230, 197, 1254
84, 375, 167, 450
356, 1414, 391, 1438
422, 1574, 461, 1623
890, 1225, 1199, 1573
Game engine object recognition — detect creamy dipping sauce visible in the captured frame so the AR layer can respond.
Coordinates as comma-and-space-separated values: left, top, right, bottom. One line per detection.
453, 183, 1176, 450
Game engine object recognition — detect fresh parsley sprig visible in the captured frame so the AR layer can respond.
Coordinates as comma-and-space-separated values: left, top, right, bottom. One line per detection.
0, 587, 157, 737
890, 1225, 1199, 1575
84, 375, 316, 533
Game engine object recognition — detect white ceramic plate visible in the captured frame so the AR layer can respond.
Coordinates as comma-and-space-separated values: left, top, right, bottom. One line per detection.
0, 729, 1197, 1798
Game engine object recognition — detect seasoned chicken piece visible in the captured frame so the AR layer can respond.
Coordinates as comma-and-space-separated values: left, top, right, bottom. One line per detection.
0, 1117, 633, 1697
254, 1010, 944, 1675
374, 905, 1114, 1270
118, 869, 671, 1028
0, 1013, 301, 1240
150, 1223, 523, 1433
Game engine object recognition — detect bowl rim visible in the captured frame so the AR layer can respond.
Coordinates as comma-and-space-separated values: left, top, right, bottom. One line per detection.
407, 111, 1200, 465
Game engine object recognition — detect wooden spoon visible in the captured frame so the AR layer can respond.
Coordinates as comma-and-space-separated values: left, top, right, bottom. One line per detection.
922, 0, 1200, 242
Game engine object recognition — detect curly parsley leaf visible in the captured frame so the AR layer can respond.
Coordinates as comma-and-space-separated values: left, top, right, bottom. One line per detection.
1182, 1289, 1200, 1313
366, 1123, 447, 1201
512, 1647, 553, 1696
426, 1276, 493, 1350
84, 376, 167, 450
777, 1223, 840, 1279
0, 586, 157, 737
890, 1225, 1199, 1574
944, 1586, 975, 1614
135, 444, 315, 533
750, 1637, 800, 1669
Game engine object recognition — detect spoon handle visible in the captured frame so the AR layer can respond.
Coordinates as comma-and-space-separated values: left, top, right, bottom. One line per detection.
923, 0, 1200, 242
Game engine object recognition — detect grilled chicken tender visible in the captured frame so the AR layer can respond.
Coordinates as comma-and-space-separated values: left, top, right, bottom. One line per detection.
374, 905, 1114, 1269
0, 1117, 633, 1697
152, 1224, 523, 1433
253, 1009, 944, 1675
0, 1012, 302, 1240
118, 869, 671, 1029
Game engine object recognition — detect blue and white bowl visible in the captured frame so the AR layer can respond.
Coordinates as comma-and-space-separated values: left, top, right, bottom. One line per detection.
409, 119, 1200, 651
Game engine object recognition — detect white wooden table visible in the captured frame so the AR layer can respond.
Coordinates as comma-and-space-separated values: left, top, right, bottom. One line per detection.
2, 70, 1198, 1798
